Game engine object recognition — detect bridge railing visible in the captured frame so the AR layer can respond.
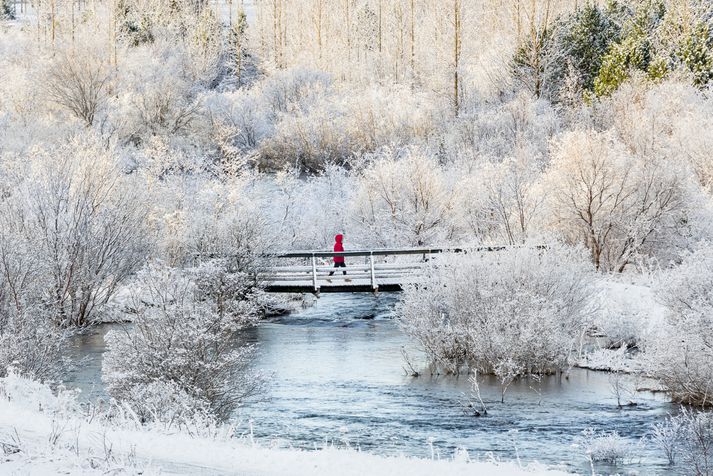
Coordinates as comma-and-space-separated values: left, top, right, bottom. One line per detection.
194, 245, 545, 294
269, 246, 510, 258
263, 247, 472, 293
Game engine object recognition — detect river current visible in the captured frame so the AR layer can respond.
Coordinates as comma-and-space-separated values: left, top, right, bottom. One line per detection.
65, 293, 677, 475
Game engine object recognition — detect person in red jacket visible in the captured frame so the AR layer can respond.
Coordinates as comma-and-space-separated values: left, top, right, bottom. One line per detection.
329, 234, 347, 277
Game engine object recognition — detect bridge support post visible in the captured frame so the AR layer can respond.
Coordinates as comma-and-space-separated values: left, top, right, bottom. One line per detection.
311, 254, 320, 296
369, 252, 378, 294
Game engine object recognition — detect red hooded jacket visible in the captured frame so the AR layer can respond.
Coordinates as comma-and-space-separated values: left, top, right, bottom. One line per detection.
333, 234, 345, 263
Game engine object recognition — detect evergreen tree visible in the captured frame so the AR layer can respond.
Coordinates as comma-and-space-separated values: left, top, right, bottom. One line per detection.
679, 23, 713, 87
115, 0, 154, 47
229, 9, 248, 84
1, 0, 15, 20
593, 0, 665, 96
552, 4, 619, 94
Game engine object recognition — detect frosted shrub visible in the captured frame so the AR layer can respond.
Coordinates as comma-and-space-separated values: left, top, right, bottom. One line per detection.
643, 247, 713, 406
266, 165, 356, 250
155, 176, 270, 267
112, 380, 217, 431
398, 244, 594, 383
43, 51, 111, 127
576, 428, 633, 465
103, 265, 265, 423
115, 42, 202, 143
0, 310, 69, 381
651, 409, 713, 474
260, 83, 437, 172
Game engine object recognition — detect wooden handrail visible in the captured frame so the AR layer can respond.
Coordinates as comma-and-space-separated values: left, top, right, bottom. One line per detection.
194, 245, 547, 263
269, 245, 542, 259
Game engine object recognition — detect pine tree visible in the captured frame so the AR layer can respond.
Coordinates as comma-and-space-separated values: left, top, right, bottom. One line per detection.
680, 23, 713, 87
593, 1, 665, 96
1, 0, 15, 20
555, 4, 619, 92
229, 9, 248, 85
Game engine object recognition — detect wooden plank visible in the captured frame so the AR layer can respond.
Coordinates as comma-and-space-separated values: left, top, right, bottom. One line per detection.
263, 275, 417, 281
265, 283, 405, 293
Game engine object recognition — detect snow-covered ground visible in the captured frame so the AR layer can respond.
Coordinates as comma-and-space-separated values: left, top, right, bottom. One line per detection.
0, 373, 571, 476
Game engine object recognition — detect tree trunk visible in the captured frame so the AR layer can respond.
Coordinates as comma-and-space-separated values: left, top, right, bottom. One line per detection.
453, 0, 461, 116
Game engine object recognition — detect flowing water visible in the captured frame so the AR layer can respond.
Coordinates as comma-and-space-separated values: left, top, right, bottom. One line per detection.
65, 293, 678, 475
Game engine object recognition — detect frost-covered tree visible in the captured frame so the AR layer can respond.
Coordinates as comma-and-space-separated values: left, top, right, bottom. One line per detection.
511, 16, 554, 98
398, 244, 595, 390
1, 0, 14, 20
0, 208, 70, 381
454, 157, 545, 245
545, 129, 686, 272
544, 3, 619, 99
644, 247, 713, 406
352, 147, 458, 247
103, 264, 265, 424
43, 52, 112, 128
13, 137, 149, 327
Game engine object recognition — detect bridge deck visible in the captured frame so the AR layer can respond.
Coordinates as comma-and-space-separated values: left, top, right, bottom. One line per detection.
265, 278, 408, 294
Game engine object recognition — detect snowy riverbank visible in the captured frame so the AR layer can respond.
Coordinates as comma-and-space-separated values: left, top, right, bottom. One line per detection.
0, 373, 571, 476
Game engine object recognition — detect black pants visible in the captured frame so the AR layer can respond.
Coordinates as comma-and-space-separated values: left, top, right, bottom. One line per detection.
329, 262, 346, 276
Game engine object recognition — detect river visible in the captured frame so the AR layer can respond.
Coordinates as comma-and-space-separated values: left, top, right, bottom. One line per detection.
65, 293, 678, 475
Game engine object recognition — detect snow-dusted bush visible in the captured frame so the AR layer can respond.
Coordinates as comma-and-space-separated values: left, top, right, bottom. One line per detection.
103, 265, 265, 423
112, 379, 217, 430
115, 42, 205, 145
263, 165, 356, 250
442, 92, 559, 163
153, 175, 270, 267
575, 428, 633, 465
43, 50, 111, 128
651, 408, 713, 474
589, 279, 663, 348
0, 201, 70, 380
259, 82, 438, 171
0, 308, 69, 381
643, 247, 713, 406
398, 244, 595, 383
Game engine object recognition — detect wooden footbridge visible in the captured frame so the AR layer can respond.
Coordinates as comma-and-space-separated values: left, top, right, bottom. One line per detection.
258, 246, 510, 295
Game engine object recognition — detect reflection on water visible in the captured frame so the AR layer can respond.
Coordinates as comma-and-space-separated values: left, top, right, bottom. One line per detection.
65, 293, 678, 475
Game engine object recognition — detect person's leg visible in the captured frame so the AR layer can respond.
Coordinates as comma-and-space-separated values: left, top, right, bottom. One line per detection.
329, 262, 338, 276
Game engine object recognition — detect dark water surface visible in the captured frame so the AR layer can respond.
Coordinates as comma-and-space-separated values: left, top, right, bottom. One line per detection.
65, 293, 677, 475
